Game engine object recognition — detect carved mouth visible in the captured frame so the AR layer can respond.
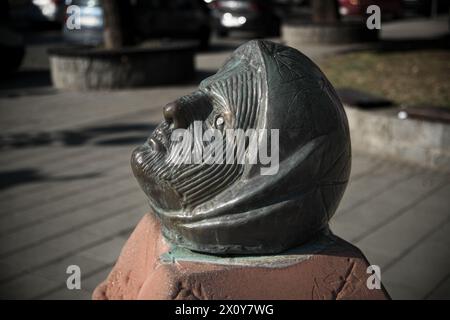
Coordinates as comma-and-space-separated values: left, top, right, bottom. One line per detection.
131, 141, 183, 211
143, 123, 172, 154
131, 129, 168, 177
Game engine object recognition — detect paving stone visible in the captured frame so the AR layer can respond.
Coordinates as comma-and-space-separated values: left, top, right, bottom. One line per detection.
356, 245, 394, 270
427, 220, 450, 247
33, 254, 110, 285
336, 161, 416, 216
81, 267, 113, 293
0, 88, 184, 134
0, 272, 60, 299
42, 288, 92, 300
381, 241, 450, 297
329, 220, 362, 242
79, 237, 127, 265
426, 276, 450, 300
80, 208, 145, 237
349, 153, 382, 179
0, 230, 102, 280
0, 171, 136, 234
0, 210, 142, 282
0, 150, 132, 213
355, 183, 450, 260
0, 186, 142, 255
335, 171, 449, 242
0, 146, 86, 169
0, 261, 22, 281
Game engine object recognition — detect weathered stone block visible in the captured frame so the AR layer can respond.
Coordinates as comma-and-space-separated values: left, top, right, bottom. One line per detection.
93, 214, 390, 300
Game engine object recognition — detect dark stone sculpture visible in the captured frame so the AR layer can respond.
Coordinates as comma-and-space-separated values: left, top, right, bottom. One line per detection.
131, 40, 351, 255
93, 41, 390, 301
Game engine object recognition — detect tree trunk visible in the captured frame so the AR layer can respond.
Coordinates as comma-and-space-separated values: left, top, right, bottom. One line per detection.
101, 0, 134, 49
312, 0, 340, 24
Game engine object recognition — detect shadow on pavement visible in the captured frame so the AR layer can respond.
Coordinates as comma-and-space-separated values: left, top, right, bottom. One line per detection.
0, 122, 157, 149
0, 69, 51, 90
0, 168, 101, 190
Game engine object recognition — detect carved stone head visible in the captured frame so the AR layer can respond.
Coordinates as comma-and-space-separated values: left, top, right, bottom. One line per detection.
131, 40, 351, 255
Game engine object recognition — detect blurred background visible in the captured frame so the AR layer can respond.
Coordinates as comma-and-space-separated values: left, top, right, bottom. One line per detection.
0, 0, 449, 300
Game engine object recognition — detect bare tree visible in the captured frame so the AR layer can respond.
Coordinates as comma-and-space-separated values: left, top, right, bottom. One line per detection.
101, 0, 135, 49
312, 0, 340, 24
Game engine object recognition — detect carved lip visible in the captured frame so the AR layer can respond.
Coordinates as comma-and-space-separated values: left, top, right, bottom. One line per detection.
147, 125, 170, 153
148, 137, 165, 152
130, 145, 147, 176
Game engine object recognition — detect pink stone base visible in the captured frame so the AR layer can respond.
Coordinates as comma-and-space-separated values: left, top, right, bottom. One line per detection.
93, 213, 390, 300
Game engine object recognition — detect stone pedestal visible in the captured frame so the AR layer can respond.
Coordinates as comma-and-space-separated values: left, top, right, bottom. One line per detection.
48, 42, 195, 90
93, 214, 390, 300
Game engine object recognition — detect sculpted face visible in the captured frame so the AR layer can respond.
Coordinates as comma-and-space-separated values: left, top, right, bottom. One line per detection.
131, 40, 351, 255
131, 43, 264, 211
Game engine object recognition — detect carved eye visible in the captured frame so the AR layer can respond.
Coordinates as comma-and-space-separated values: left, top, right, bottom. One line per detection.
215, 115, 225, 130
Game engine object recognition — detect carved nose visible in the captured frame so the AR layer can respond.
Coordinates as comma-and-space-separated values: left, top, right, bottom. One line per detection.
163, 102, 187, 129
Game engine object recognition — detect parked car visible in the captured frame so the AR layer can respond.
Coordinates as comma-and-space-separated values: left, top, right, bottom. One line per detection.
32, 0, 66, 23
209, 0, 281, 37
268, 0, 310, 20
8, 0, 66, 28
133, 0, 211, 48
63, 0, 212, 48
62, 0, 103, 45
338, 0, 403, 20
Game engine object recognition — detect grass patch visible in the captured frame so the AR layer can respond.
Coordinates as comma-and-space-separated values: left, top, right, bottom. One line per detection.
319, 50, 450, 108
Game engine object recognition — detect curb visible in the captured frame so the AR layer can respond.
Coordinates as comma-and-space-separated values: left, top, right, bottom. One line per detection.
345, 105, 450, 172
282, 22, 379, 46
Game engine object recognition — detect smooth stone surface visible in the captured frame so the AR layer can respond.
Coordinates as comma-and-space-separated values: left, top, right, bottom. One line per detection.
93, 213, 390, 300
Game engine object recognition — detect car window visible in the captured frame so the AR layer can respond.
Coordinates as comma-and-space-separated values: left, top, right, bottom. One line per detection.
70, 0, 100, 6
